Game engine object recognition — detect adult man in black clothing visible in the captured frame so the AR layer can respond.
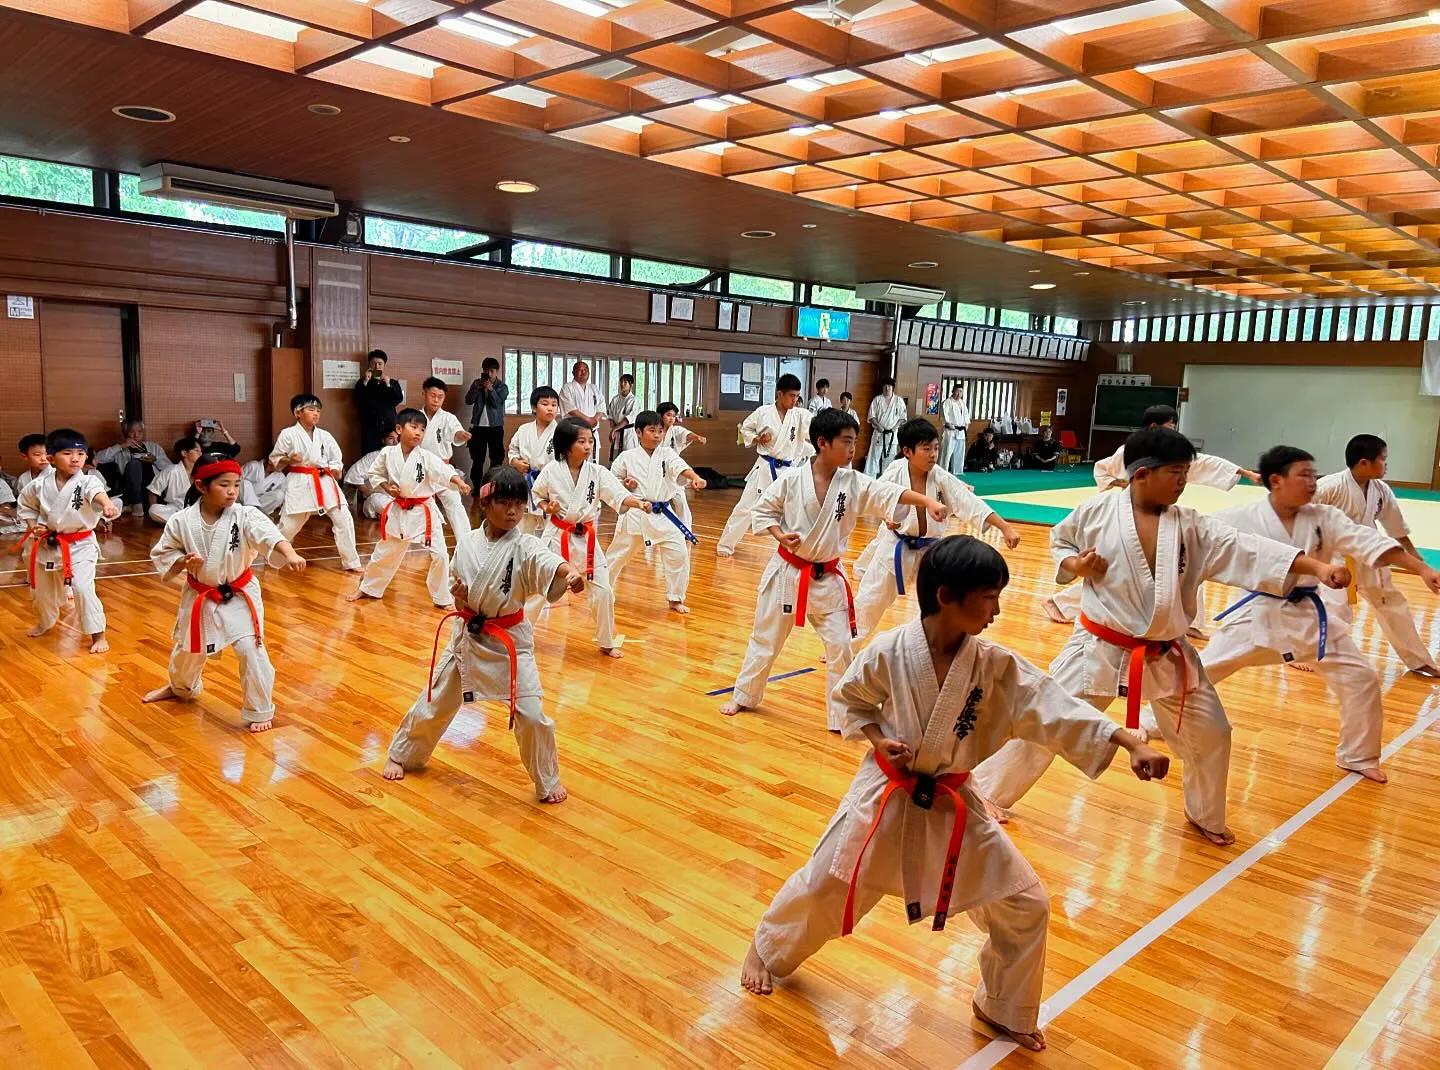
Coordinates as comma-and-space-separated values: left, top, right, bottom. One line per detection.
465, 356, 509, 487
353, 350, 404, 454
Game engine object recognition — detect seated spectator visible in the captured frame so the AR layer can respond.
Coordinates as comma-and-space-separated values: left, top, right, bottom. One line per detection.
15, 434, 50, 492
194, 419, 242, 459
95, 420, 172, 517
964, 426, 1001, 472
147, 436, 203, 524
344, 426, 399, 519
1023, 425, 1061, 470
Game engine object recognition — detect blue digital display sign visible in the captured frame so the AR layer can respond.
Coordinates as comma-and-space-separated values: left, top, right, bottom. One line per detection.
795, 306, 851, 341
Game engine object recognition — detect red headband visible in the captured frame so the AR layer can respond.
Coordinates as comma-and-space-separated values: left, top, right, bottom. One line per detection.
194, 459, 243, 483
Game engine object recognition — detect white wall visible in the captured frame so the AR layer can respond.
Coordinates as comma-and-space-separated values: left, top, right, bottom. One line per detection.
1180, 364, 1440, 483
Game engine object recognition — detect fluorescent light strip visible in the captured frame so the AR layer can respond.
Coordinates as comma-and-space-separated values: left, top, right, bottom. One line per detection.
189, 0, 303, 41
357, 47, 441, 77
1012, 79, 1080, 95
1055, 0, 1185, 35
786, 77, 824, 92
605, 116, 650, 132
816, 69, 864, 85
441, 13, 532, 46
543, 0, 610, 16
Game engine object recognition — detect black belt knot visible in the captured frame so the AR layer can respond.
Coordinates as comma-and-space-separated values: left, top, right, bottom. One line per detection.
911, 772, 937, 810
45, 534, 59, 548
809, 562, 826, 580
216, 583, 235, 603
466, 614, 490, 635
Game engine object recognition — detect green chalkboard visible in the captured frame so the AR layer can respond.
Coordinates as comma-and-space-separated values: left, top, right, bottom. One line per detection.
1092, 384, 1181, 430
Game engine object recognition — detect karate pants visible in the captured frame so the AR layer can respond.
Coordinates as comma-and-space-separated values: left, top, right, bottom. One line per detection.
278, 506, 361, 570
731, 577, 854, 730
753, 834, 1048, 1034
387, 650, 561, 798
1201, 629, 1383, 772
865, 433, 898, 477
940, 430, 966, 474
671, 488, 692, 528
1348, 583, 1438, 673
1049, 580, 1212, 629
852, 541, 922, 642
168, 637, 275, 726
607, 528, 690, 603
525, 540, 618, 649
436, 486, 471, 538
31, 544, 105, 635
358, 535, 451, 604
718, 471, 773, 554
148, 503, 180, 525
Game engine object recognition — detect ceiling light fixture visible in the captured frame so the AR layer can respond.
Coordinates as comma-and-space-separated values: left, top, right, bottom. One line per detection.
694, 97, 730, 111
544, 0, 610, 15
388, 135, 411, 143
441, 13, 529, 46
878, 109, 906, 121
740, 229, 776, 239
908, 260, 938, 269
1029, 283, 1056, 290
1072, 270, 1091, 276
802, 223, 818, 229
496, 179, 539, 194
1028, 268, 1042, 273
112, 105, 176, 123
786, 76, 824, 92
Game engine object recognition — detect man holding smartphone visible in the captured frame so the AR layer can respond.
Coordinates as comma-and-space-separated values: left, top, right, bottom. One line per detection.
353, 350, 405, 454
465, 357, 509, 490
96, 419, 174, 517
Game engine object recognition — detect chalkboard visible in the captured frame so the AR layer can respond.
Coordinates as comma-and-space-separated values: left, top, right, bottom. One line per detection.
1092, 384, 1180, 430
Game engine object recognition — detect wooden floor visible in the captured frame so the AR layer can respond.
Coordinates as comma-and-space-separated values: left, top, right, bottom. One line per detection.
3, 492, 1440, 1069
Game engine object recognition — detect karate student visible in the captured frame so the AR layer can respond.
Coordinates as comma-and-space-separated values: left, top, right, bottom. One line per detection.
348, 408, 471, 606
608, 410, 706, 614
0, 472, 22, 538
15, 429, 121, 653
15, 434, 50, 492
607, 373, 639, 460
419, 376, 473, 537
143, 455, 307, 732
344, 426, 398, 519
971, 427, 1347, 846
508, 385, 561, 533
807, 378, 832, 414
147, 436, 203, 525
740, 537, 1170, 1053
1315, 434, 1440, 676
851, 419, 1020, 642
1041, 404, 1259, 626
864, 378, 907, 475
837, 391, 855, 416
717, 374, 814, 556
719, 407, 948, 729
241, 460, 285, 516
940, 383, 971, 474
1197, 445, 1440, 783
659, 401, 706, 528
530, 417, 647, 658
384, 467, 586, 802
269, 394, 362, 571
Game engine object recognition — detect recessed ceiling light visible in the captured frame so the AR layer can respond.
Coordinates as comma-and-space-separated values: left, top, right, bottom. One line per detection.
388, 135, 411, 143
1073, 271, 1091, 276
740, 229, 776, 239
1123, 299, 1147, 306
878, 109, 906, 121
1030, 283, 1056, 290
496, 179, 538, 194
1028, 268, 1042, 273
112, 105, 176, 123
908, 260, 939, 269
307, 103, 342, 116
802, 223, 818, 229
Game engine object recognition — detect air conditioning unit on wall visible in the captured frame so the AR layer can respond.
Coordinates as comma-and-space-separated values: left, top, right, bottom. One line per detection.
138, 162, 338, 220
855, 281, 946, 306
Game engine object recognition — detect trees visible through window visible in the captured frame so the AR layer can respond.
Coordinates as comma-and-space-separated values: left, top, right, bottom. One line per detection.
811, 284, 865, 310
364, 215, 485, 254
0, 154, 93, 206
630, 258, 710, 286
511, 241, 613, 277
729, 273, 795, 302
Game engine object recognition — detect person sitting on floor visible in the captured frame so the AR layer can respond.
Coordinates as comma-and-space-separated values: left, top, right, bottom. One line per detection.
964, 426, 1001, 473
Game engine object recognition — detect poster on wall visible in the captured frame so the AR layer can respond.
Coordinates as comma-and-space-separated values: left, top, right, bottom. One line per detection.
649, 293, 667, 324
1056, 387, 1068, 416
743, 383, 760, 402
924, 383, 939, 414
718, 301, 734, 330
762, 357, 777, 399
670, 296, 695, 321
736, 305, 752, 332
1040, 411, 1052, 426
742, 361, 762, 383
721, 373, 742, 394
322, 359, 361, 389
431, 358, 464, 385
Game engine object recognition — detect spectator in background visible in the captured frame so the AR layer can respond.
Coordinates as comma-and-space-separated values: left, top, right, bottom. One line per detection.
559, 360, 605, 434
354, 349, 404, 454
194, 419, 241, 459
607, 373, 638, 460
837, 391, 855, 415
964, 425, 1001, 472
1023, 424, 1061, 470
96, 420, 173, 517
807, 378, 832, 414
465, 357, 508, 487
940, 383, 971, 475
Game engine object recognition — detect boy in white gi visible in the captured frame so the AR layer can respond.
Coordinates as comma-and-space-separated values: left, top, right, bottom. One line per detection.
717, 374, 813, 556
419, 376, 473, 537
807, 378, 832, 414
864, 378, 907, 475
143, 455, 307, 732
269, 393, 362, 571
607, 372, 639, 460
16, 429, 121, 653
147, 436, 203, 525
940, 382, 971, 475
385, 466, 586, 802
659, 401, 706, 528
15, 434, 50, 493
1197, 445, 1440, 783
348, 408, 471, 607
972, 428, 1347, 846
531, 417, 647, 658
1315, 434, 1440, 677
508, 386, 561, 534
241, 460, 285, 517
608, 410, 707, 614
344, 426, 398, 519
719, 408, 948, 729
740, 536, 1170, 1053
851, 419, 1021, 642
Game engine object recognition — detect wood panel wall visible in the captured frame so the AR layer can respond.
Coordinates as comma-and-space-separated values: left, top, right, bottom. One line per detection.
0, 299, 43, 464
39, 301, 125, 451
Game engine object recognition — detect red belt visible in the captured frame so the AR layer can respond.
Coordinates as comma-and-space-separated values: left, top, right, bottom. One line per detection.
843, 752, 969, 935
285, 465, 337, 509
429, 607, 526, 726
18, 529, 93, 588
380, 496, 433, 546
186, 569, 260, 654
550, 515, 596, 579
777, 544, 856, 637
1080, 612, 1188, 732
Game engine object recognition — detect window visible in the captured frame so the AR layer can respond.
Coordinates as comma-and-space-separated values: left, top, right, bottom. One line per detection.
1318, 307, 1334, 341
1052, 316, 1079, 336
1252, 309, 1267, 340
1222, 313, 1236, 342
728, 273, 795, 302
956, 303, 989, 325
364, 214, 485, 253
1137, 318, 1149, 342
1353, 306, 1368, 341
1177, 316, 1190, 342
811, 284, 865, 310
117, 173, 283, 231
998, 308, 1030, 329
1392, 306, 1408, 341
1207, 313, 1221, 341
940, 376, 1017, 424
0, 154, 93, 206
1335, 307, 1351, 341
1285, 308, 1299, 341
1236, 311, 1251, 341
1122, 319, 1137, 343
503, 350, 705, 418
630, 258, 710, 286
1428, 306, 1440, 341
1268, 310, 1283, 341
1408, 305, 1426, 341
511, 241, 613, 276
1301, 308, 1317, 340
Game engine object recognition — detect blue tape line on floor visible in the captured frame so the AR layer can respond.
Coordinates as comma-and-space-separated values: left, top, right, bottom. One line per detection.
706, 666, 816, 696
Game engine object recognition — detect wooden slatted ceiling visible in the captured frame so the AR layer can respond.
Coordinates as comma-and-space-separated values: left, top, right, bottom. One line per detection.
10, 0, 1440, 303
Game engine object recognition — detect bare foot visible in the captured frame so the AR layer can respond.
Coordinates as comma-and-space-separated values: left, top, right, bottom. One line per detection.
25, 624, 50, 638
715, 548, 734, 558
1187, 814, 1235, 846
1286, 661, 1316, 674
539, 785, 568, 804
972, 1001, 1044, 1052
89, 634, 110, 654
668, 601, 691, 615
982, 797, 1010, 824
720, 700, 751, 716
1041, 598, 1067, 625
740, 942, 773, 995
601, 647, 624, 659
382, 759, 406, 781
142, 685, 178, 703
247, 719, 273, 733
1347, 765, 1388, 783
345, 588, 378, 602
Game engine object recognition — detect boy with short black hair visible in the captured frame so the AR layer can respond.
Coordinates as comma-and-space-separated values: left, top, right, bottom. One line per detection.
148, 436, 203, 524
419, 375, 473, 537
717, 373, 813, 556
837, 391, 854, 414
16, 434, 51, 492
807, 378, 831, 414
508, 385, 562, 533
658, 402, 706, 527
270, 393, 362, 571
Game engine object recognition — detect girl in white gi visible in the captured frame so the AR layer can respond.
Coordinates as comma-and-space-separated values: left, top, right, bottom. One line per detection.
419, 376, 473, 537
659, 402, 706, 528
343, 427, 398, 519
740, 537, 1170, 1052
146, 436, 202, 525
971, 428, 1346, 846
864, 378, 907, 475
269, 393, 362, 572
16, 429, 121, 653
1041, 404, 1259, 627
384, 467, 586, 802
717, 374, 814, 556
508, 385, 561, 535
608, 410, 707, 614
940, 382, 971, 475
607, 373, 640, 460
719, 408, 948, 729
143, 455, 307, 732
348, 408, 471, 607
1315, 434, 1440, 677
530, 417, 648, 658
852, 419, 1021, 643
1196, 445, 1440, 783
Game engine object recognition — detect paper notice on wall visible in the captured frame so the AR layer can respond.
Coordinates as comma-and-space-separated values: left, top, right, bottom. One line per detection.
742, 362, 762, 383
1056, 387, 1068, 416
6, 295, 34, 319
431, 358, 464, 385
743, 383, 760, 403
721, 373, 742, 394
1040, 411, 1052, 426
233, 373, 247, 404
322, 359, 361, 390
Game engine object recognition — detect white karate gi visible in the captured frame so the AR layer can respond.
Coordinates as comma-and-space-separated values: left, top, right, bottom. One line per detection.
717, 403, 815, 554
421, 407, 472, 537
388, 525, 572, 797
662, 423, 701, 527
241, 460, 285, 516
607, 392, 639, 456
146, 462, 193, 525
344, 451, 392, 519
730, 464, 906, 729
530, 458, 634, 649
16, 470, 109, 635
150, 504, 286, 725
865, 393, 908, 475
807, 394, 832, 414
558, 379, 605, 426
973, 488, 1298, 835
357, 446, 457, 604
507, 419, 558, 534
851, 463, 996, 642
1200, 499, 1396, 773
754, 621, 1122, 1033
607, 445, 695, 604
0, 477, 23, 537
16, 467, 48, 493
1315, 470, 1438, 672
940, 396, 971, 474
269, 423, 361, 570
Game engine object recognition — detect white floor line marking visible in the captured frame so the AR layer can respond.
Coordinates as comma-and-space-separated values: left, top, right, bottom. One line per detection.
956, 696, 1440, 1070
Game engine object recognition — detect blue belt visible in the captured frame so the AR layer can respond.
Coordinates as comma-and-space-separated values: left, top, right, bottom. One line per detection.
893, 534, 937, 595
763, 456, 792, 480
648, 500, 698, 545
1215, 586, 1328, 662
525, 469, 538, 510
